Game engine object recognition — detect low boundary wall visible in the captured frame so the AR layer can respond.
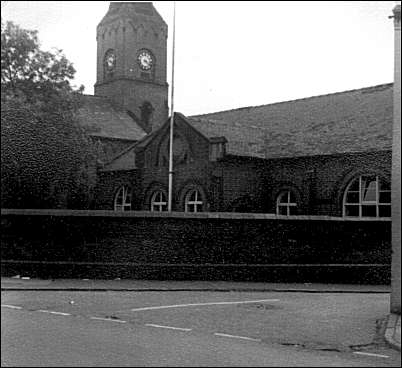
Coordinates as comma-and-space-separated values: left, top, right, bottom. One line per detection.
1, 209, 391, 283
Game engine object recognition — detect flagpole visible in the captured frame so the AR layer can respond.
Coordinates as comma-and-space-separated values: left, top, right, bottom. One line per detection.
168, 1, 176, 212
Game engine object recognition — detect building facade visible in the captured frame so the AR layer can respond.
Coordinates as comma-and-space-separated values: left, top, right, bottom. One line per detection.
78, 2, 394, 221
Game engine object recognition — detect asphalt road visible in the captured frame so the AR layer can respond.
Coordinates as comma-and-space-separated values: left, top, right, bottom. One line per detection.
1, 290, 401, 367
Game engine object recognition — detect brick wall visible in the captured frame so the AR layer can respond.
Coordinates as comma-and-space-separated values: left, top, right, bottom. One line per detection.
262, 150, 392, 216
95, 79, 168, 131
1, 209, 391, 283
94, 170, 142, 210
94, 149, 392, 216
136, 117, 214, 210
219, 157, 266, 212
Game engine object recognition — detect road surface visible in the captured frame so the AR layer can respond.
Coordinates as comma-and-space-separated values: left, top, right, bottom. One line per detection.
1, 290, 400, 366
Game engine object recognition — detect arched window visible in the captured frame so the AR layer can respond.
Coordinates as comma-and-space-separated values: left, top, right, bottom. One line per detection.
140, 101, 154, 127
103, 49, 116, 79
114, 185, 132, 211
150, 190, 167, 212
343, 175, 391, 218
276, 190, 297, 216
185, 189, 203, 213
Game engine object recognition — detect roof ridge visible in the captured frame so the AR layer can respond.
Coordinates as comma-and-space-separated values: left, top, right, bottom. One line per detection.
187, 116, 230, 124
187, 116, 268, 132
81, 94, 107, 99
191, 83, 393, 118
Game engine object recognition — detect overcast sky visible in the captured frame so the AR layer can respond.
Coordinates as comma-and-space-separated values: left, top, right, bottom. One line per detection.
1, 1, 398, 115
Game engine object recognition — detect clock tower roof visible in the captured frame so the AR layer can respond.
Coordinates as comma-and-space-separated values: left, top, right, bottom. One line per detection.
98, 2, 167, 30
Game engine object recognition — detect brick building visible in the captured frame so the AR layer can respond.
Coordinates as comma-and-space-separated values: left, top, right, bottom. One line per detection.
79, 2, 393, 220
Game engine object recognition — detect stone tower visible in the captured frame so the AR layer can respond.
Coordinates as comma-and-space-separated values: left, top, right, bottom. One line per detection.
94, 2, 169, 132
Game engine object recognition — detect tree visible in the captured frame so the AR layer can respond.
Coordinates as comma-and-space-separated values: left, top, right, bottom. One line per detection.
1, 20, 96, 209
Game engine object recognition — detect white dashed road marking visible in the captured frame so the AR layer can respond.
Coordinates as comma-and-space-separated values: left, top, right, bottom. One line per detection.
130, 299, 280, 312
1, 304, 22, 310
353, 352, 389, 359
90, 317, 127, 323
214, 332, 261, 342
37, 310, 71, 316
145, 323, 192, 332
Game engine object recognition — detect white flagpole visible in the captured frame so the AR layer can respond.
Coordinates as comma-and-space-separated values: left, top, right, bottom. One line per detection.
168, 1, 176, 212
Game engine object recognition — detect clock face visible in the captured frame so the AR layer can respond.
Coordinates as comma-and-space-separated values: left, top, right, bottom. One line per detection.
137, 50, 154, 71
105, 50, 116, 71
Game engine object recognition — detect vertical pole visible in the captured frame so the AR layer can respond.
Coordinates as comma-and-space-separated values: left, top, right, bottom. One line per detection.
391, 4, 401, 314
168, 1, 176, 212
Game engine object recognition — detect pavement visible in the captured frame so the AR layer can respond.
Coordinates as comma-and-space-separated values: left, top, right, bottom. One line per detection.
0, 276, 392, 293
1, 276, 400, 352
385, 313, 401, 352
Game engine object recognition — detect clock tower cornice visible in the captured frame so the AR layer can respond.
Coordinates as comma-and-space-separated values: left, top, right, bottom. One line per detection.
95, 77, 168, 89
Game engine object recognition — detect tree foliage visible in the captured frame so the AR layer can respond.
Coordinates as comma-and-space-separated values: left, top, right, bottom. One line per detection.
1, 20, 95, 209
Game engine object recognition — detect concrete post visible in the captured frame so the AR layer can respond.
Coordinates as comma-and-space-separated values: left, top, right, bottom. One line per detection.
391, 4, 401, 315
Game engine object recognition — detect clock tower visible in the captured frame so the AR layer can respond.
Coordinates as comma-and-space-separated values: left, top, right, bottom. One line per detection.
94, 2, 169, 132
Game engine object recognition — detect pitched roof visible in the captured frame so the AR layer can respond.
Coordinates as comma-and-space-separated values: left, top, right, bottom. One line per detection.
101, 117, 168, 172
100, 146, 138, 172
98, 2, 167, 30
190, 83, 393, 159
75, 95, 146, 141
102, 83, 394, 172
186, 116, 266, 158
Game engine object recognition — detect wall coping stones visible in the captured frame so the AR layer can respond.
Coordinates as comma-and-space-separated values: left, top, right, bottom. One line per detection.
0, 208, 392, 222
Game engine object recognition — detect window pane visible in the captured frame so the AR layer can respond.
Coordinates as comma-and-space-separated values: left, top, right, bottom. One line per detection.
379, 191, 391, 204
362, 190, 376, 202
379, 181, 391, 191
345, 205, 359, 217
278, 206, 287, 215
151, 191, 167, 211
361, 175, 376, 183
362, 205, 377, 217
348, 179, 359, 191
289, 191, 296, 203
379, 205, 391, 218
125, 192, 132, 202
196, 204, 203, 213
278, 192, 288, 204
289, 206, 297, 215
346, 192, 359, 204
124, 188, 132, 205
115, 186, 130, 211
361, 177, 377, 202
